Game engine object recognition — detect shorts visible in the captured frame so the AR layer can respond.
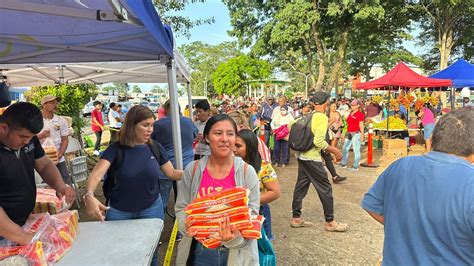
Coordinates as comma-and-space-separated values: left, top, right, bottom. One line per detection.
423, 123, 435, 140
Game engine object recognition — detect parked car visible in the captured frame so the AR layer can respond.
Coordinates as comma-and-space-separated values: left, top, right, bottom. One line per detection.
118, 101, 132, 113
82, 101, 94, 117
148, 102, 160, 113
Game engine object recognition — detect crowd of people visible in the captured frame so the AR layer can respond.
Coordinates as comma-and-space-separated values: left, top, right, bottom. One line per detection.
0, 89, 473, 265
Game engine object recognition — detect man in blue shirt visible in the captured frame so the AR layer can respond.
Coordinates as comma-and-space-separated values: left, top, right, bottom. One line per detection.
152, 100, 198, 211
257, 96, 278, 146
362, 108, 474, 265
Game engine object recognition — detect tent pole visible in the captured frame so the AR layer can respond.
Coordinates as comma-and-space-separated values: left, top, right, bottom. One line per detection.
166, 57, 184, 170
187, 82, 193, 120
451, 87, 455, 110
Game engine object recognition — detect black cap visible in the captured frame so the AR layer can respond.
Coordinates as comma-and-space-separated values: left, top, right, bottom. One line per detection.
310, 91, 329, 105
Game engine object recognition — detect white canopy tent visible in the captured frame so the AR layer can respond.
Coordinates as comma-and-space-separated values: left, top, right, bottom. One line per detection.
0, 0, 192, 169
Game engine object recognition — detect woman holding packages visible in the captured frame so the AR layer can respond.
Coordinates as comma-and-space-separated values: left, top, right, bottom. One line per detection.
234, 129, 281, 240
84, 105, 183, 266
175, 114, 260, 266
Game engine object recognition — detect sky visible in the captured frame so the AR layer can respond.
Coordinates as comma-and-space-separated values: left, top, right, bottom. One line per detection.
133, 1, 423, 91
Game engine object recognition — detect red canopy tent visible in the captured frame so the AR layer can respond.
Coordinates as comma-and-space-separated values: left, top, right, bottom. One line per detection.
356, 62, 452, 89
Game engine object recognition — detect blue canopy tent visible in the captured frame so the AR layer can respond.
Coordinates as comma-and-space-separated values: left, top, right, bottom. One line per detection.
430, 59, 474, 88
0, 0, 190, 169
430, 59, 474, 108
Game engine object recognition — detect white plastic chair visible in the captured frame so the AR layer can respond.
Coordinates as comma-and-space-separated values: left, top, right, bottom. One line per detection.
65, 137, 87, 207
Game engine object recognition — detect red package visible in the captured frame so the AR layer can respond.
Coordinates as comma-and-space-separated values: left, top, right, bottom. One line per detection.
185, 187, 249, 214
241, 215, 265, 239
0, 241, 47, 266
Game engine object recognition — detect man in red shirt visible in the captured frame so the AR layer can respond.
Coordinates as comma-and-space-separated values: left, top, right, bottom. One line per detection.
91, 101, 104, 156
341, 99, 365, 171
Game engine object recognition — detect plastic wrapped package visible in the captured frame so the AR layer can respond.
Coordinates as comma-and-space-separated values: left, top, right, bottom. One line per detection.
241, 215, 265, 239
34, 188, 70, 214
0, 211, 79, 265
185, 187, 263, 249
41, 138, 58, 165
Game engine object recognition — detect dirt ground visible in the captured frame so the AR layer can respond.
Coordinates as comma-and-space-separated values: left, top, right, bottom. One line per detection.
76, 141, 425, 265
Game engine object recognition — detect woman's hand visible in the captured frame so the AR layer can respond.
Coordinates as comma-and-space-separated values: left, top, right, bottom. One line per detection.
84, 195, 109, 222
185, 218, 197, 237
214, 217, 240, 242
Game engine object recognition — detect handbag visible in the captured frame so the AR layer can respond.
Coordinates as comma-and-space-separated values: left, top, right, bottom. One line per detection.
258, 227, 276, 266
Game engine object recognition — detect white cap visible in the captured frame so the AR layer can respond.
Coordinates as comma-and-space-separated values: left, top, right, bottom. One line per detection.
460, 87, 470, 98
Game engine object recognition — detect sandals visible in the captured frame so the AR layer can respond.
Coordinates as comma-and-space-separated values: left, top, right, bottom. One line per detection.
290, 220, 314, 228
333, 176, 347, 184
325, 221, 348, 232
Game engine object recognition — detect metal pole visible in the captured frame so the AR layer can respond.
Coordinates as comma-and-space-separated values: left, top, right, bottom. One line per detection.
186, 82, 192, 120
166, 57, 184, 170
451, 87, 455, 110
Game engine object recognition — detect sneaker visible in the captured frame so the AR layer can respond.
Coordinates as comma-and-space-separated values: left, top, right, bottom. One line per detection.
340, 164, 347, 169
282, 164, 286, 168
348, 167, 359, 172
176, 233, 183, 242
93, 150, 100, 156
333, 176, 347, 184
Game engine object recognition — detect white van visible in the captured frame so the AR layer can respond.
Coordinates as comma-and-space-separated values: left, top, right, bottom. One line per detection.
178, 96, 209, 112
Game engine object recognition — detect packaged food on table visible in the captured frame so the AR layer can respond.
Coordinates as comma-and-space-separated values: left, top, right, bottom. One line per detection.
0, 211, 79, 265
34, 188, 70, 214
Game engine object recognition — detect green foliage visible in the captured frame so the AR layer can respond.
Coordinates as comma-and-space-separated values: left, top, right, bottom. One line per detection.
225, 0, 415, 91
153, 1, 215, 38
132, 85, 142, 93
212, 55, 271, 95
112, 82, 129, 95
415, 0, 474, 69
178, 41, 242, 95
25, 84, 97, 136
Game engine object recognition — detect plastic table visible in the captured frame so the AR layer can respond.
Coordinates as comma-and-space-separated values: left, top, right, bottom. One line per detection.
57, 218, 163, 266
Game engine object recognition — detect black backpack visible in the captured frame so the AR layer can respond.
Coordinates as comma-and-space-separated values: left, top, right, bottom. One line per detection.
102, 140, 162, 205
288, 113, 315, 152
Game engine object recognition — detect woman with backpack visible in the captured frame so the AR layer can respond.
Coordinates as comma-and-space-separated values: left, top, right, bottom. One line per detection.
271, 105, 294, 167
83, 105, 183, 266
175, 114, 260, 266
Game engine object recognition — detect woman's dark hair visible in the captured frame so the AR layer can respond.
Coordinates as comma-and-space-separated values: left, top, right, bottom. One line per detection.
431, 108, 474, 157
203, 114, 238, 141
109, 102, 116, 109
119, 105, 155, 147
0, 102, 43, 134
236, 129, 262, 173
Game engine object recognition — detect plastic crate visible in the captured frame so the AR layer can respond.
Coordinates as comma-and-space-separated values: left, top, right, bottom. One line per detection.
69, 156, 88, 183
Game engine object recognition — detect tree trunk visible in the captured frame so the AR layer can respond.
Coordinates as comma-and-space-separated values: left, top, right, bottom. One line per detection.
326, 30, 349, 92
311, 23, 326, 91
438, 26, 454, 70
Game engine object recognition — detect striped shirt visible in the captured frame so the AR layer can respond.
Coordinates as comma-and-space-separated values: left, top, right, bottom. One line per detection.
257, 137, 271, 162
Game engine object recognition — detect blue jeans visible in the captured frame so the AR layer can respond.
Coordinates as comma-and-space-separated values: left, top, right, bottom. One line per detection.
341, 133, 361, 168
273, 139, 289, 165
159, 179, 173, 211
189, 241, 229, 266
106, 196, 164, 266
259, 203, 273, 240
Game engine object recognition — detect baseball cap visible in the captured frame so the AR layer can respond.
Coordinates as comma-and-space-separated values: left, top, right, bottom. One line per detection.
41, 95, 61, 105
310, 91, 329, 105
351, 99, 361, 106
266, 95, 274, 100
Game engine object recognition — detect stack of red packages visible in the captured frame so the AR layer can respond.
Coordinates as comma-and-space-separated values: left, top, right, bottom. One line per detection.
185, 187, 265, 249
34, 188, 67, 214
0, 210, 79, 265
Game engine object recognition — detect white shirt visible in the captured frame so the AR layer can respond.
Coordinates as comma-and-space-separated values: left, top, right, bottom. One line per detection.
40, 115, 69, 163
108, 109, 122, 128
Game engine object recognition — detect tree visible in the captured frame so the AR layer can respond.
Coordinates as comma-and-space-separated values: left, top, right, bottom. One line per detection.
132, 85, 142, 93
113, 82, 129, 95
25, 84, 98, 138
225, 0, 413, 92
212, 55, 272, 95
178, 41, 242, 95
154, 1, 214, 38
416, 0, 474, 70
